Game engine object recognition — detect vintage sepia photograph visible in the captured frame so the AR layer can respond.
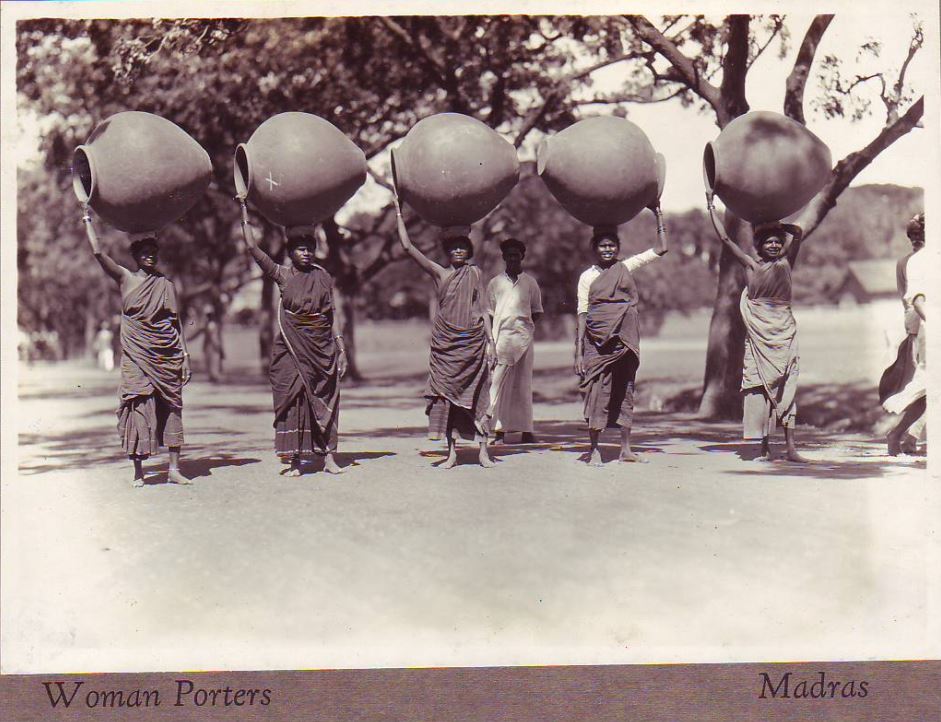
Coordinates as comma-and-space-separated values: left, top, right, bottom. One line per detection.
1, 0, 939, 679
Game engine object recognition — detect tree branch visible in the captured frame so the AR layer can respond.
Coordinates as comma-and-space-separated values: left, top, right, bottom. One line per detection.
784, 14, 834, 124
796, 95, 924, 236
378, 17, 447, 86
629, 15, 722, 116
746, 15, 784, 70
575, 84, 688, 105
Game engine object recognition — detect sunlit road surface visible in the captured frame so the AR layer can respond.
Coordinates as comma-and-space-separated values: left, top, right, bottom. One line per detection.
4, 345, 934, 673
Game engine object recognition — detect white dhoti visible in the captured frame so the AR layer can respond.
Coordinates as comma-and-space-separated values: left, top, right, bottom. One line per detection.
489, 337, 535, 433
486, 271, 543, 434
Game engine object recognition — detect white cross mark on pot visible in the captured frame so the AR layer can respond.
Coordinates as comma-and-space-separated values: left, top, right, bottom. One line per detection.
265, 172, 280, 191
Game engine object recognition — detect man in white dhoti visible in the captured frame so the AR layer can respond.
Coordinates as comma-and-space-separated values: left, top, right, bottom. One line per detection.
882, 212, 927, 455
487, 238, 543, 444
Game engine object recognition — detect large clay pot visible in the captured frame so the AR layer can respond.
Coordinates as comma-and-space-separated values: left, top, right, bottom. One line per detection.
235, 112, 366, 228
704, 111, 832, 224
391, 113, 519, 227
536, 116, 666, 228
72, 111, 212, 233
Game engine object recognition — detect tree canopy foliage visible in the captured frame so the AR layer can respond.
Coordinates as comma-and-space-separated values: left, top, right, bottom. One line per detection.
17, 15, 926, 395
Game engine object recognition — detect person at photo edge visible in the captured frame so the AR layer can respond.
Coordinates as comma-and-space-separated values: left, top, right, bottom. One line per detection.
82, 208, 193, 487
574, 200, 668, 466
706, 191, 808, 463
487, 237, 544, 445
881, 211, 927, 456
239, 200, 348, 477
394, 192, 496, 470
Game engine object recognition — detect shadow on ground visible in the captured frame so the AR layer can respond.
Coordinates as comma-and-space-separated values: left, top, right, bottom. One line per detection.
19, 428, 254, 476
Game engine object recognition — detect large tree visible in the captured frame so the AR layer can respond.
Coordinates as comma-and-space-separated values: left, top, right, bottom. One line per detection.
612, 14, 925, 416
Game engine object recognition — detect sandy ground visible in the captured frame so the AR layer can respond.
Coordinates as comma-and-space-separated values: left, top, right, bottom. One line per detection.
3, 335, 936, 673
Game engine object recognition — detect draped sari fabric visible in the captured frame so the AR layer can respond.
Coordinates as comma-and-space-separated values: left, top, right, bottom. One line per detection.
580, 262, 641, 431
881, 249, 926, 416
424, 264, 490, 441
272, 267, 339, 456
740, 258, 799, 438
117, 272, 184, 457
252, 249, 340, 458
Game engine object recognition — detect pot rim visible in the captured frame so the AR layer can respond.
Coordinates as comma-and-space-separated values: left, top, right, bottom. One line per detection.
71, 145, 96, 204
233, 143, 252, 200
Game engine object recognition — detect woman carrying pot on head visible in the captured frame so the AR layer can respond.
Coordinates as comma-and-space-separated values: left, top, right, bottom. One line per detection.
82, 210, 192, 487
575, 203, 668, 467
394, 193, 496, 469
239, 201, 347, 477
706, 192, 808, 463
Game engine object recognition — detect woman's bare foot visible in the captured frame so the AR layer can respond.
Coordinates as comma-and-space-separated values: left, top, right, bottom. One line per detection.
280, 457, 302, 477
440, 449, 458, 469
168, 469, 192, 485
785, 449, 810, 463
130, 477, 145, 488
323, 454, 346, 474
618, 451, 647, 463
479, 447, 495, 468
588, 449, 604, 467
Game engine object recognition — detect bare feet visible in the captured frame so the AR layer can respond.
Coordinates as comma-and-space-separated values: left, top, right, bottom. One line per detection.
588, 449, 604, 467
323, 454, 346, 474
887, 432, 903, 457
167, 469, 192, 485
440, 451, 458, 469
479, 448, 495, 468
280, 457, 302, 477
130, 477, 145, 489
754, 452, 774, 463
618, 451, 647, 463
784, 450, 810, 463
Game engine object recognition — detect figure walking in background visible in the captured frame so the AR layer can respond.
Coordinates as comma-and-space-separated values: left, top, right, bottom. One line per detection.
487, 238, 543, 445
240, 201, 347, 476
575, 202, 667, 466
881, 212, 927, 456
707, 193, 807, 463
189, 304, 225, 384
82, 209, 192, 487
93, 320, 115, 371
394, 194, 496, 469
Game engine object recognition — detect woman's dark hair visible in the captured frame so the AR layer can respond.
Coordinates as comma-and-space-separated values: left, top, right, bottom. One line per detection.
752, 224, 785, 247
129, 237, 158, 256
287, 235, 318, 250
907, 212, 925, 242
442, 236, 475, 260
590, 230, 620, 249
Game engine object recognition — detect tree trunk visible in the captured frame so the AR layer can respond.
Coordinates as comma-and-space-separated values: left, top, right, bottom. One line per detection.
698, 212, 749, 419
258, 274, 275, 376
257, 237, 284, 375
333, 281, 363, 382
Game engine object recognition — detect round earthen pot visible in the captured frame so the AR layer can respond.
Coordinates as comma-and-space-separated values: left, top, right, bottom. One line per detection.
235, 112, 367, 228
704, 111, 832, 224
536, 116, 665, 228
392, 113, 520, 227
72, 111, 212, 233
